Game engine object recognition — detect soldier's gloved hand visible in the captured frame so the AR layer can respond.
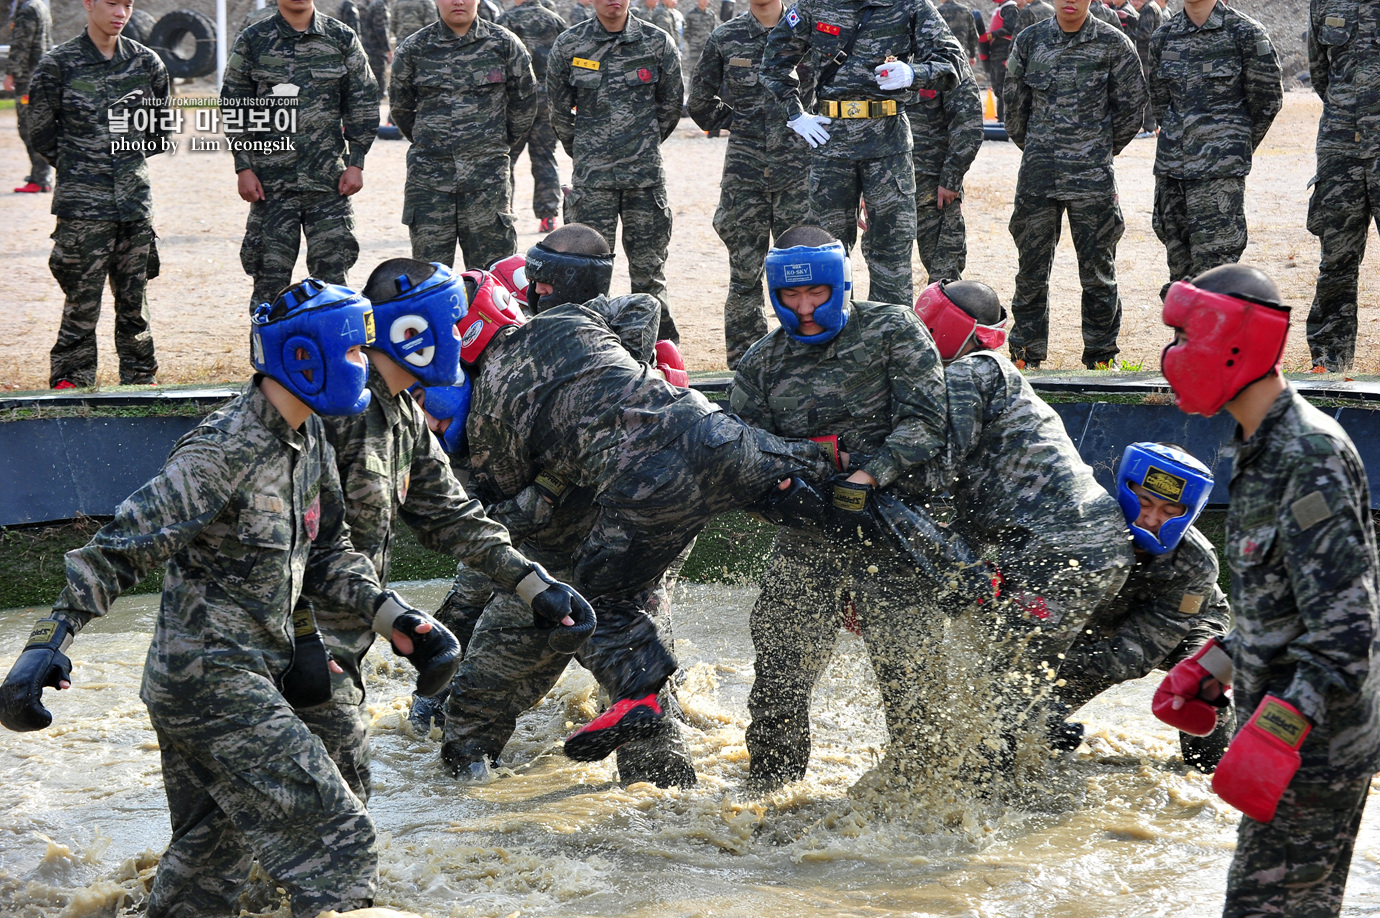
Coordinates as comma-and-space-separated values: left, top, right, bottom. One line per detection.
751, 475, 833, 530
873, 60, 914, 90
517, 565, 596, 654
788, 112, 832, 148
279, 603, 336, 709
533, 469, 572, 506
829, 474, 880, 541
373, 591, 463, 696
0, 618, 74, 732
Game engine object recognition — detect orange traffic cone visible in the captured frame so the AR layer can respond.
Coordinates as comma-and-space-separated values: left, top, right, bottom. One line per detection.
983, 88, 998, 122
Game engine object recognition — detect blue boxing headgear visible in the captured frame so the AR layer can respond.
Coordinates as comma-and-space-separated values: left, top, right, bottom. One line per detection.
1117, 442, 1214, 554
765, 241, 853, 344
410, 375, 472, 455
368, 263, 468, 387
251, 279, 375, 416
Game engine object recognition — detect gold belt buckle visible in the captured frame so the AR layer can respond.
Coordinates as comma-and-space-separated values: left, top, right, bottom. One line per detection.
842, 100, 867, 119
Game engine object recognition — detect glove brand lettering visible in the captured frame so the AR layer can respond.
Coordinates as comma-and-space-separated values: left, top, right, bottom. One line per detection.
461, 318, 486, 348
1258, 699, 1308, 745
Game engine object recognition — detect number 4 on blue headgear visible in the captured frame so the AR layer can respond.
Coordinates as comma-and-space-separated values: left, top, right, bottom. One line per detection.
764, 241, 852, 344
369, 262, 468, 387
251, 278, 375, 416
1117, 442, 1213, 554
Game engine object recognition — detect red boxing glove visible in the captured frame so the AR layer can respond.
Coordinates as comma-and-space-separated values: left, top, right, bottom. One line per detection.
1212, 695, 1311, 823
810, 434, 843, 470
654, 339, 689, 388
1152, 639, 1233, 736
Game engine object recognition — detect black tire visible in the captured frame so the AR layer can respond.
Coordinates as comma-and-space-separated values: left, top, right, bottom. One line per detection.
149, 9, 218, 80
377, 124, 404, 141
123, 9, 158, 46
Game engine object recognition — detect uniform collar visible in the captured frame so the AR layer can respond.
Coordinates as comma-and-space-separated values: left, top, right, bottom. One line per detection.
78, 30, 135, 64
1169, 0, 1224, 31
436, 16, 490, 44
274, 9, 329, 38
248, 376, 309, 450
1058, 14, 1101, 44
1230, 382, 1296, 472
595, 12, 646, 41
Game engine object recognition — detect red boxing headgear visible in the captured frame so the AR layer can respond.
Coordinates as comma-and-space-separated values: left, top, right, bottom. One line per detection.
915, 282, 1007, 361
1160, 280, 1291, 417
487, 254, 530, 310
458, 269, 525, 365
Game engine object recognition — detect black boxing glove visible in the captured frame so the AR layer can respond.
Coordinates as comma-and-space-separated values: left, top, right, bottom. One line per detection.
517, 564, 597, 654
279, 603, 335, 709
373, 592, 463, 696
1, 618, 74, 732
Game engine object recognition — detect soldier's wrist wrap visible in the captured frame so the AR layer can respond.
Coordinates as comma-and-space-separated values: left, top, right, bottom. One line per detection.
517, 564, 556, 606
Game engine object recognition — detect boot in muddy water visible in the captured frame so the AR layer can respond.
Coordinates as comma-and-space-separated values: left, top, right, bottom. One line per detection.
564, 693, 669, 761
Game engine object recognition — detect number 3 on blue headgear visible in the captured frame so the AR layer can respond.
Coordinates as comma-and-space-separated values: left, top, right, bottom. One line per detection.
1117, 442, 1214, 554
251, 279, 375, 416
764, 241, 853, 344
370, 263, 469, 387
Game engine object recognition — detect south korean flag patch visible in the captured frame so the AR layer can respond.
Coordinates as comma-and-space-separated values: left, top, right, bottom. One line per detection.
785, 5, 801, 27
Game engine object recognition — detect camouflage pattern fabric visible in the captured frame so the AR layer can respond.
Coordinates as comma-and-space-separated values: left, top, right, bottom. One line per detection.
500, 2, 567, 220
1088, 1, 1120, 27
1020, 0, 1054, 31
1128, 0, 1160, 67
1151, 175, 1247, 295
27, 32, 170, 222
1305, 0, 1380, 372
569, 1, 596, 24
6, 0, 52, 185
1004, 13, 1145, 366
47, 217, 159, 387
338, 0, 362, 35
632, 2, 681, 43
681, 2, 719, 71
48, 381, 389, 917
361, 0, 392, 96
809, 149, 917, 306
938, 0, 980, 59
392, 0, 438, 40
237, 5, 278, 38
240, 191, 359, 307
986, 0, 1018, 118
687, 8, 812, 366
390, 18, 536, 268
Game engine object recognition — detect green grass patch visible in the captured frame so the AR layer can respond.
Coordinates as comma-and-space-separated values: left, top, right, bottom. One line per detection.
0, 98, 15, 111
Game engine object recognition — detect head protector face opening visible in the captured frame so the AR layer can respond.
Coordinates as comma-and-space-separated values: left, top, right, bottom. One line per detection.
915, 281, 1007, 361
765, 241, 852, 344
524, 242, 615, 313
488, 254, 531, 311
458, 269, 525, 365
1117, 442, 1213, 554
251, 278, 375, 416
409, 376, 471, 455
1160, 280, 1290, 417
368, 262, 467, 387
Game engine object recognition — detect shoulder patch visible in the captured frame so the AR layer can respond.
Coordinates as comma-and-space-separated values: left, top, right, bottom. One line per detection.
785, 5, 800, 27
1324, 14, 1346, 26
1291, 490, 1332, 532
1255, 39, 1271, 55
1178, 593, 1204, 615
729, 386, 748, 411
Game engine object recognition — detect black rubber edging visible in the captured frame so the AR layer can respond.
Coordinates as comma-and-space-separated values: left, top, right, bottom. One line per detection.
149, 9, 218, 80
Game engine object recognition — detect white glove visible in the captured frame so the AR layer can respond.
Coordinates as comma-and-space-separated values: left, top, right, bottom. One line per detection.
873, 60, 915, 90
788, 113, 832, 148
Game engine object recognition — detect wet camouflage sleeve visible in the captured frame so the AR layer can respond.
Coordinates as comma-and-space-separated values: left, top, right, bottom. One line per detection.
6, 0, 51, 85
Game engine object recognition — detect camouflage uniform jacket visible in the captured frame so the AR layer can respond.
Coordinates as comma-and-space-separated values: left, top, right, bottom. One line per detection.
1128, 0, 1161, 67
337, 0, 363, 36
1062, 526, 1232, 685
547, 15, 683, 188
5, 0, 51, 87
1308, 0, 1380, 159
633, 4, 682, 42
48, 380, 387, 714
935, 351, 1130, 569
907, 73, 983, 190
760, 0, 969, 160
497, 2, 568, 85
390, 18, 537, 188
938, 0, 979, 58
1148, 3, 1282, 180
687, 9, 814, 192
392, 0, 439, 40
1004, 13, 1146, 199
730, 299, 948, 493
361, 0, 392, 53
1088, 1, 1124, 28
682, 4, 720, 66
222, 11, 379, 193
569, 3, 597, 25
27, 32, 169, 221
1223, 384, 1380, 780
1019, 0, 1054, 33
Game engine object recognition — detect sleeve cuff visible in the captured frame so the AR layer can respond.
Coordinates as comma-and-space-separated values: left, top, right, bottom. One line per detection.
346, 148, 367, 169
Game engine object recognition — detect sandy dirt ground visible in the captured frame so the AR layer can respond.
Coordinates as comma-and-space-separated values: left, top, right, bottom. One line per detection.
0, 89, 1376, 391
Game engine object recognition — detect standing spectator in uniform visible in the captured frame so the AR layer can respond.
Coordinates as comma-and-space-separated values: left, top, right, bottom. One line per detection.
1147, 0, 1280, 299
682, 0, 719, 72
1157, 264, 1380, 918
688, 0, 811, 367
222, 0, 379, 310
337, 0, 362, 33
864, 69, 982, 284
6, 0, 51, 193
391, 0, 437, 40
985, 0, 1019, 120
360, 0, 392, 99
939, 0, 980, 64
29, 0, 167, 389
634, 0, 681, 39
1127, 0, 1161, 134
1304, 0, 1380, 373
548, 0, 684, 342
760, 0, 969, 307
500, 0, 568, 234
1020, 0, 1054, 30
1003, 0, 1145, 368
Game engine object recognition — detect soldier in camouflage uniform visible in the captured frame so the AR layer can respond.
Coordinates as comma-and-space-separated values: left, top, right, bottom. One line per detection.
222, 0, 379, 310
863, 71, 981, 284
569, 0, 596, 24
1158, 265, 1380, 918
938, 0, 980, 62
634, 0, 682, 40
390, 0, 536, 269
1019, 0, 1053, 31
548, 1, 684, 341
1003, 0, 1146, 368
0, 283, 462, 917
1147, 0, 1281, 299
682, 0, 719, 70
688, 0, 812, 367
760, 0, 969, 307
338, 0, 362, 34
361, 0, 392, 98
730, 226, 951, 790
5, 0, 51, 193
1303, 0, 1380, 373
1127, 0, 1160, 132
500, 0, 567, 233
392, 0, 438, 40
28, 0, 167, 388
985, 0, 1018, 119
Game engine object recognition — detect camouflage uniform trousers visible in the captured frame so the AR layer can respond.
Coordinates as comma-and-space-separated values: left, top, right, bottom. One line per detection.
1009, 192, 1125, 367
1152, 175, 1247, 299
565, 182, 679, 343
366, 50, 389, 101
510, 94, 561, 221
297, 697, 373, 803
1223, 774, 1375, 918
808, 150, 917, 307
241, 190, 359, 309
48, 217, 159, 387
406, 166, 517, 271
16, 90, 52, 186
1305, 152, 1380, 372
712, 180, 809, 369
864, 173, 966, 285
145, 705, 376, 918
